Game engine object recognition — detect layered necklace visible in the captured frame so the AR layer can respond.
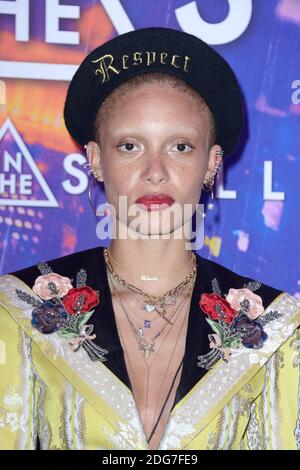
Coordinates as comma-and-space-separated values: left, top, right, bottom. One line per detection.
103, 248, 197, 445
103, 248, 196, 323
103, 247, 197, 359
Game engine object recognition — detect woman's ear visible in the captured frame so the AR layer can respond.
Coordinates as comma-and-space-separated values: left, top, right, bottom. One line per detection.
203, 144, 223, 183
85, 141, 104, 182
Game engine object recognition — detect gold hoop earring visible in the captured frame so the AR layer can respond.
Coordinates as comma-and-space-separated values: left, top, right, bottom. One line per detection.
83, 144, 102, 214
87, 177, 96, 214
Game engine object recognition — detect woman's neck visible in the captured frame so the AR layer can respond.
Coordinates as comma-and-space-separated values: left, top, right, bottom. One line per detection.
106, 238, 196, 297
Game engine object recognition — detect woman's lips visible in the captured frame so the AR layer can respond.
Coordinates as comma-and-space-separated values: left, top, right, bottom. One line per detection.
135, 194, 175, 211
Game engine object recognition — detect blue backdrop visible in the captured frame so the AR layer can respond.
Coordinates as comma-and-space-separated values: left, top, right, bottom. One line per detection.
0, 0, 299, 296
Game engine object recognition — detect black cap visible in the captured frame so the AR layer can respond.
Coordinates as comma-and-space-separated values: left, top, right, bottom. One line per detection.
64, 27, 244, 156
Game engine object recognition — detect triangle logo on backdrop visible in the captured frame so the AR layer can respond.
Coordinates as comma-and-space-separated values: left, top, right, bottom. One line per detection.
0, 118, 58, 207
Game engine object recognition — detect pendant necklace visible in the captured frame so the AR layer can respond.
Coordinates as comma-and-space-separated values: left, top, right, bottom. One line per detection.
107, 268, 196, 359
103, 247, 197, 326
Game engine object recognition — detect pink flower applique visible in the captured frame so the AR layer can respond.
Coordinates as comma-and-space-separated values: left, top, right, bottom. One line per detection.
15, 262, 108, 363
226, 288, 265, 320
32, 273, 73, 300
197, 278, 282, 370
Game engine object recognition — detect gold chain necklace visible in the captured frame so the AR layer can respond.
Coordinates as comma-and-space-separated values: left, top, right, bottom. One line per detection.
113, 282, 191, 444
103, 247, 197, 325
107, 268, 196, 359
105, 247, 195, 281
105, 258, 196, 444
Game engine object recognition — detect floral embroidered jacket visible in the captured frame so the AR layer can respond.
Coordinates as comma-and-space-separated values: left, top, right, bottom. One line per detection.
0, 245, 299, 450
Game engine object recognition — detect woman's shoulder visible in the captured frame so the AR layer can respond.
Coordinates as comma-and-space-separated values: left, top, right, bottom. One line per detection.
195, 252, 285, 307
0, 245, 107, 340
195, 253, 300, 379
1, 245, 106, 290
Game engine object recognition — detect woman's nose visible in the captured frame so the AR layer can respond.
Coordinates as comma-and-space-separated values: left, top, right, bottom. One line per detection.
141, 153, 169, 185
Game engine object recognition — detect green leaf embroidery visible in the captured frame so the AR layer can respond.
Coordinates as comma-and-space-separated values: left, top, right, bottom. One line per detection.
206, 318, 225, 339
57, 310, 95, 339
57, 327, 78, 340
223, 337, 241, 348
74, 310, 94, 331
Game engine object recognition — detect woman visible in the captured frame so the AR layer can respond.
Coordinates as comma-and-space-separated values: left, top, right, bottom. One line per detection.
0, 27, 299, 450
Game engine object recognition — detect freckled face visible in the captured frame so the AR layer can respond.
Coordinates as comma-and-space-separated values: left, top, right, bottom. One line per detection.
97, 82, 210, 235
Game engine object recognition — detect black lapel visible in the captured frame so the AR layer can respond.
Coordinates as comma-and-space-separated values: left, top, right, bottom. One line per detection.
87, 246, 132, 390
171, 253, 211, 409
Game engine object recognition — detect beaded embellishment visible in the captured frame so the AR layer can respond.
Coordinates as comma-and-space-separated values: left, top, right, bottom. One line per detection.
197, 278, 282, 370
15, 262, 108, 362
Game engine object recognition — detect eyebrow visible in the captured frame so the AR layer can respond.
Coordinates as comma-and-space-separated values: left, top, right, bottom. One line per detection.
109, 127, 202, 139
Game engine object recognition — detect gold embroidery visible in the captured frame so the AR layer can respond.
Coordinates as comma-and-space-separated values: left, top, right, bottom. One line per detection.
160, 52, 168, 64
171, 54, 180, 69
183, 56, 191, 73
122, 55, 129, 70
133, 52, 143, 65
92, 51, 191, 84
92, 54, 121, 84
146, 51, 156, 66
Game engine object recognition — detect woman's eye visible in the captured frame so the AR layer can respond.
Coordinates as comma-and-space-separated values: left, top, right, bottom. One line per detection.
172, 143, 193, 153
117, 142, 139, 152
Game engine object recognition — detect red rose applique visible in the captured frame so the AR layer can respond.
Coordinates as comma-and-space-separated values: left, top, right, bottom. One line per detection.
199, 293, 237, 324
196, 278, 276, 371
63, 286, 100, 315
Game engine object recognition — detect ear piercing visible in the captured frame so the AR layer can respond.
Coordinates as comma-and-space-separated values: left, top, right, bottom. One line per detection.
202, 149, 224, 210
83, 144, 101, 179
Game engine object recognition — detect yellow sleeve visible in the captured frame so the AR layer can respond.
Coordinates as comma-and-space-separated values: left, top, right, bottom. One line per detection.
183, 325, 300, 450
0, 303, 38, 449
243, 325, 300, 450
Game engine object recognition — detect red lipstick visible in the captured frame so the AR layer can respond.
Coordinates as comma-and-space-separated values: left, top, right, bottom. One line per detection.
135, 194, 175, 211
